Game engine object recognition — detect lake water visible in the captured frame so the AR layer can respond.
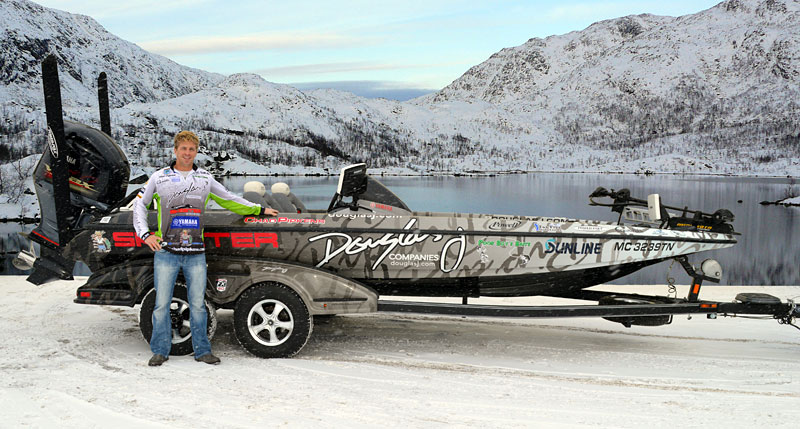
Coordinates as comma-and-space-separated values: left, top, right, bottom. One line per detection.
3, 173, 798, 286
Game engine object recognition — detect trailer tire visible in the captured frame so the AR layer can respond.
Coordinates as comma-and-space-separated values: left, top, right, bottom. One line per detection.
233, 282, 312, 359
139, 283, 218, 356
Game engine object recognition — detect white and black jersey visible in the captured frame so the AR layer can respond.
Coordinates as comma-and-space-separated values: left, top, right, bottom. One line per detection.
132, 162, 262, 254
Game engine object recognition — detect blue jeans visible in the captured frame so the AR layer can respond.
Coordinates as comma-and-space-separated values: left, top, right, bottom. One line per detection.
151, 250, 211, 357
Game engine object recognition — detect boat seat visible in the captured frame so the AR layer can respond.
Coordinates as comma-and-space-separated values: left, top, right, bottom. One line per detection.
271, 182, 306, 213
243, 181, 278, 210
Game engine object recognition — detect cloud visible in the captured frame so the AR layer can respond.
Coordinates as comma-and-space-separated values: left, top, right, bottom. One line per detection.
254, 61, 463, 77
290, 81, 436, 101
138, 33, 369, 55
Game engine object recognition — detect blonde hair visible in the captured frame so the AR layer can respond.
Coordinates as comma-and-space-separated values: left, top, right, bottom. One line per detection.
173, 130, 199, 149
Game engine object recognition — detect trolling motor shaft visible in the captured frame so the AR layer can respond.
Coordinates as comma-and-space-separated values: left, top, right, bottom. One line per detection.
589, 186, 736, 233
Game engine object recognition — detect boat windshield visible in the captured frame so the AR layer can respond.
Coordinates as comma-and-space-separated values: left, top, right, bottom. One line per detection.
362, 176, 410, 211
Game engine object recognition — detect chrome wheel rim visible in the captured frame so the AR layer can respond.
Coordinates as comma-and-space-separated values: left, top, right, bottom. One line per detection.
247, 299, 294, 346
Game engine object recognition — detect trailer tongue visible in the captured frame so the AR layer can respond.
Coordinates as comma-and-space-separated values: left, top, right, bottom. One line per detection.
378, 267, 800, 333
379, 293, 799, 329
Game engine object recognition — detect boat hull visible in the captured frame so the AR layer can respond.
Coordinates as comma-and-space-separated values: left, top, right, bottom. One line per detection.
68, 210, 737, 298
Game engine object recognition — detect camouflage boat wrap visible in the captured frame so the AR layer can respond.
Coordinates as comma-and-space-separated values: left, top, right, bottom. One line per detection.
68, 202, 736, 305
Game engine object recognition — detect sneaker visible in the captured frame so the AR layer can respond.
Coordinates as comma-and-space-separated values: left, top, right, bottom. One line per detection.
148, 354, 169, 366
195, 353, 221, 365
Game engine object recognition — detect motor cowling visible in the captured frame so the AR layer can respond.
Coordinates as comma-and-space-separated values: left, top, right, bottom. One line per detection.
27, 120, 129, 284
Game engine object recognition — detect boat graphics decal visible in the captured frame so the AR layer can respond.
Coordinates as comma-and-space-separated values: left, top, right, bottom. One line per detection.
244, 216, 325, 225
308, 219, 466, 273
613, 242, 675, 252
111, 231, 279, 249
533, 222, 562, 232
91, 231, 111, 254
487, 220, 523, 231
329, 213, 404, 220
478, 239, 531, 248
260, 266, 290, 274
545, 239, 603, 255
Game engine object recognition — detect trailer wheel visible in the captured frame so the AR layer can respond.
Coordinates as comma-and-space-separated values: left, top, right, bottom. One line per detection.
233, 283, 312, 358
139, 282, 218, 356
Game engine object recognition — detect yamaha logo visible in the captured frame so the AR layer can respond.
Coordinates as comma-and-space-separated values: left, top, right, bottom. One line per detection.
47, 127, 58, 158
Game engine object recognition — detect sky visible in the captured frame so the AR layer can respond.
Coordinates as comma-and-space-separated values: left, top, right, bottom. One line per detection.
35, 0, 724, 100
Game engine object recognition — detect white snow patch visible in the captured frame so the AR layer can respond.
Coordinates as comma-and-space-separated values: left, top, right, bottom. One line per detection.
1, 278, 799, 427
778, 195, 800, 206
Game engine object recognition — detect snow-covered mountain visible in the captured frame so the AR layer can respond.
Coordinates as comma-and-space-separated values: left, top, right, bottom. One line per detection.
111, 73, 444, 175
429, 14, 675, 104
424, 0, 800, 165
430, 0, 800, 111
0, 0, 222, 109
1, 0, 799, 179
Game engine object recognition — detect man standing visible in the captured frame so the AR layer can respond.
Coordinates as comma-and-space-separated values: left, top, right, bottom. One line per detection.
133, 131, 278, 366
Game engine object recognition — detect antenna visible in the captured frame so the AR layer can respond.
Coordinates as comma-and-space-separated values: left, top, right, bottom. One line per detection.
97, 72, 111, 135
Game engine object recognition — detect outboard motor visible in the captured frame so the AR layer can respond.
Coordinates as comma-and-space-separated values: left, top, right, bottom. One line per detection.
31, 121, 129, 244
24, 55, 130, 285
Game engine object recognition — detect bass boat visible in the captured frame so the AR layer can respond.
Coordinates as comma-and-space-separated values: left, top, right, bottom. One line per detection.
16, 56, 798, 358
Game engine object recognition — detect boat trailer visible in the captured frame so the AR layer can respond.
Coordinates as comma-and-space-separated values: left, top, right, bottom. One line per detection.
378, 256, 800, 331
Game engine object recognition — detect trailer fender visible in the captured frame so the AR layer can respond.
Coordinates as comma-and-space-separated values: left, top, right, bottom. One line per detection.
74, 259, 154, 306
206, 258, 377, 315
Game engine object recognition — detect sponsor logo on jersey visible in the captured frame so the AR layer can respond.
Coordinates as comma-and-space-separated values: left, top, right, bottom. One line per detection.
171, 216, 200, 229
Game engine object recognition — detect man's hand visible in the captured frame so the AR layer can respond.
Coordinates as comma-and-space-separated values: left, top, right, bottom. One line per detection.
144, 235, 162, 252
262, 208, 278, 216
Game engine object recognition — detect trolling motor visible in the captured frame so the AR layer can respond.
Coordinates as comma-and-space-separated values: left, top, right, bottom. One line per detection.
19, 55, 130, 285
589, 187, 736, 234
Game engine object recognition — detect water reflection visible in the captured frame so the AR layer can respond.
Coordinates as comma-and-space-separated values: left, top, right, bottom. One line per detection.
224, 173, 799, 285
3, 174, 797, 285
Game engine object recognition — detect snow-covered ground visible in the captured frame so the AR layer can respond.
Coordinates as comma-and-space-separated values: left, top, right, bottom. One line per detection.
2, 277, 799, 428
